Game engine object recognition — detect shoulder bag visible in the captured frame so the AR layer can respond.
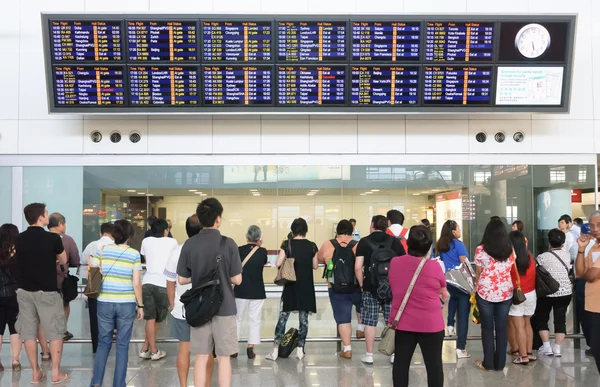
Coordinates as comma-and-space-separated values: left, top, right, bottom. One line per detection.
242, 246, 259, 268
535, 254, 560, 298
378, 257, 428, 356
83, 246, 129, 299
61, 264, 79, 303
549, 250, 575, 287
512, 261, 527, 305
274, 240, 296, 286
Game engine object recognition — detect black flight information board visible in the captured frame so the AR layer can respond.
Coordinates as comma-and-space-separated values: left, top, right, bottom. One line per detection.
50, 21, 123, 62
54, 65, 125, 106
129, 66, 199, 106
351, 66, 419, 106
277, 21, 347, 62
203, 66, 273, 105
202, 21, 272, 61
425, 22, 494, 62
127, 21, 198, 61
277, 66, 346, 105
351, 22, 420, 61
423, 66, 492, 105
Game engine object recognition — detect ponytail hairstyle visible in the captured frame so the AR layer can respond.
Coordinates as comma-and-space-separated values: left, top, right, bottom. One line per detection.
436, 220, 458, 254
112, 219, 135, 245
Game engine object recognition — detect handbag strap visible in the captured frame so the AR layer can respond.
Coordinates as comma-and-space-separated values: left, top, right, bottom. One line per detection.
549, 250, 570, 275
513, 261, 522, 289
391, 257, 428, 329
242, 246, 259, 268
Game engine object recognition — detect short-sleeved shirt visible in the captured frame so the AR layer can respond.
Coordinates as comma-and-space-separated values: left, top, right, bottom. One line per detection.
177, 229, 242, 316
164, 244, 189, 320
439, 239, 469, 273
356, 231, 406, 294
56, 233, 81, 288
537, 249, 573, 298
91, 244, 142, 303
474, 245, 515, 302
511, 254, 536, 294
141, 236, 179, 288
16, 226, 64, 292
389, 255, 446, 333
234, 244, 268, 300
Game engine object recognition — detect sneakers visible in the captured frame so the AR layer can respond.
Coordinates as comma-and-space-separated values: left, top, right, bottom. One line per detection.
390, 354, 395, 364
456, 349, 471, 359
446, 326, 455, 336
151, 349, 166, 361
265, 349, 278, 361
296, 347, 305, 360
361, 354, 374, 364
339, 350, 352, 359
538, 345, 554, 357
247, 347, 256, 359
356, 330, 365, 339
139, 349, 152, 359
552, 344, 561, 358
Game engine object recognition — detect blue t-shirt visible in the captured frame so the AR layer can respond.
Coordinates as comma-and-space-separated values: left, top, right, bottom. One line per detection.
440, 239, 468, 273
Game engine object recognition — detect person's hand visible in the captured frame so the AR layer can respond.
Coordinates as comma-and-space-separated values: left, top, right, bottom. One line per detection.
136, 308, 144, 321
578, 234, 592, 249
169, 302, 175, 311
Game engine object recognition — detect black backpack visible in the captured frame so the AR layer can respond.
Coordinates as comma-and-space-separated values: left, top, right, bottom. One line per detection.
329, 239, 358, 293
180, 236, 227, 328
367, 236, 396, 301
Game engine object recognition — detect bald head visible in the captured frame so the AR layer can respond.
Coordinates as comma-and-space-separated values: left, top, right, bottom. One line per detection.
48, 212, 66, 233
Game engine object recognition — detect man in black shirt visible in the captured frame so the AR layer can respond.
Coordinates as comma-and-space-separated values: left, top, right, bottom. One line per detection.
354, 215, 405, 365
16, 203, 70, 384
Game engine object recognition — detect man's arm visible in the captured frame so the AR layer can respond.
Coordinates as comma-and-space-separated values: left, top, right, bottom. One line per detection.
176, 243, 192, 286
178, 275, 192, 285
133, 269, 144, 320
56, 251, 67, 265
67, 237, 81, 267
53, 234, 67, 264
166, 280, 176, 309
355, 256, 364, 288
229, 239, 242, 285
231, 274, 242, 286
576, 235, 592, 279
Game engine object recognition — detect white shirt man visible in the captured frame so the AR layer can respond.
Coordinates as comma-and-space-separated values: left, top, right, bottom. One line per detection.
80, 227, 114, 279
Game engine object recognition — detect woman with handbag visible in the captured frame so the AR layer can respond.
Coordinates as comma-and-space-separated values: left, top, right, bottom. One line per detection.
436, 219, 471, 358
535, 228, 573, 357
266, 218, 318, 361
474, 219, 515, 372
507, 231, 537, 365
234, 225, 268, 359
388, 225, 447, 387
0, 224, 22, 372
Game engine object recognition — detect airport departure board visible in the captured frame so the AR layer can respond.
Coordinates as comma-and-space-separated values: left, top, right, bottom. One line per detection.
43, 15, 576, 112
202, 21, 272, 61
51, 21, 123, 62
127, 21, 198, 61
54, 65, 125, 106
277, 66, 346, 105
351, 22, 420, 61
129, 66, 199, 105
423, 66, 492, 105
351, 66, 419, 105
425, 22, 494, 62
277, 22, 347, 62
203, 66, 273, 105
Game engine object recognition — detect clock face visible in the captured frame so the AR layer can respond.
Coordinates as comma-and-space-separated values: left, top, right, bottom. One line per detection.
514, 24, 551, 59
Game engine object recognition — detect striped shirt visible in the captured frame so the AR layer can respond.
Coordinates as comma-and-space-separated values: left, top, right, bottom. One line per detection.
91, 244, 142, 303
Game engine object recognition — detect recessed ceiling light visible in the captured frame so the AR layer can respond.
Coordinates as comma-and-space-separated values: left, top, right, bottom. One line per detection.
253, 194, 261, 197
360, 193, 367, 196
146, 193, 154, 196
127, 190, 136, 193
431, 189, 441, 192
413, 193, 420, 196
365, 192, 373, 194
310, 189, 319, 192
200, 193, 207, 196
250, 189, 258, 192
137, 192, 145, 195
371, 189, 380, 192
421, 191, 429, 194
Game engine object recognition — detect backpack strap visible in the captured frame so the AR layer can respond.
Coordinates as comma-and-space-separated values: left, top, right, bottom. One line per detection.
383, 235, 394, 249
346, 239, 358, 251
330, 239, 341, 250
400, 228, 408, 238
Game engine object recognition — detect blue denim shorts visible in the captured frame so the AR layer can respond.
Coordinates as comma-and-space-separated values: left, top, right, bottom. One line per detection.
171, 317, 190, 342
328, 288, 361, 325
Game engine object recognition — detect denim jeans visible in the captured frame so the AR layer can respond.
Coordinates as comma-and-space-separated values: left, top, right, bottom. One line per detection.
476, 294, 512, 371
575, 279, 591, 345
447, 296, 457, 327
90, 301, 136, 387
448, 285, 470, 350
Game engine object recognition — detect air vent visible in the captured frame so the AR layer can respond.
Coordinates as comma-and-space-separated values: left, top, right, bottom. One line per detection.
475, 132, 487, 143
513, 131, 525, 143
90, 131, 102, 143
129, 131, 141, 143
494, 132, 506, 143
110, 131, 122, 143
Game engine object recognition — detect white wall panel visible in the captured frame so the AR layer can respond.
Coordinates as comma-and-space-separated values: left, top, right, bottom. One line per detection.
309, 120, 358, 154
0, 3, 21, 120
531, 120, 594, 154
469, 114, 532, 120
466, 0, 529, 13
357, 0, 403, 12
261, 0, 309, 13
18, 120, 83, 154
0, 121, 19, 154
592, 0, 600, 118
84, 0, 149, 12
468, 120, 532, 154
404, 0, 467, 12
213, 119, 261, 154
357, 119, 406, 154
261, 120, 310, 154
148, 120, 213, 154
308, 0, 357, 13
213, 0, 262, 13
148, 0, 215, 12
405, 120, 469, 154
83, 119, 148, 154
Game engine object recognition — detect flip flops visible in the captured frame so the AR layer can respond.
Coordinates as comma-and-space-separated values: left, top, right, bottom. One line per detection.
51, 374, 70, 385
30, 371, 47, 384
474, 360, 492, 371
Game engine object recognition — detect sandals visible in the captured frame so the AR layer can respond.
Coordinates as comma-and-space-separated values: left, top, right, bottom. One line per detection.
527, 353, 537, 362
474, 360, 492, 371
51, 373, 70, 384
12, 361, 21, 371
512, 356, 530, 365
31, 371, 47, 384
508, 349, 520, 356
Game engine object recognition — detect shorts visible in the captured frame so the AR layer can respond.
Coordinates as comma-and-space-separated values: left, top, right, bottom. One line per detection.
0, 296, 18, 336
142, 284, 170, 323
328, 288, 361, 325
171, 317, 191, 342
509, 290, 537, 317
360, 291, 391, 327
190, 315, 237, 357
15, 289, 66, 341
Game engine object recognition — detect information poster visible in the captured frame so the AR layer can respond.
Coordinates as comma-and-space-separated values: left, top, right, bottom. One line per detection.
495, 67, 563, 105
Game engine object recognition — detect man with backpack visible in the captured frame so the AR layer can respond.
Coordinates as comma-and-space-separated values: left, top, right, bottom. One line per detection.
318, 220, 363, 359
387, 209, 409, 253
354, 215, 406, 365
177, 198, 242, 387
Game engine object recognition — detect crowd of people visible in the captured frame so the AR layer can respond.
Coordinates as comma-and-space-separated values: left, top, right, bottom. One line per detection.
0, 200, 599, 387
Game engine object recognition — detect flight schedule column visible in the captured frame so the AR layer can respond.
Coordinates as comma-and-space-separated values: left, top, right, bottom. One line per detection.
50, 21, 123, 61
202, 21, 272, 61
350, 66, 419, 105
423, 66, 492, 105
129, 66, 198, 106
127, 21, 198, 61
203, 66, 273, 105
425, 22, 494, 62
277, 66, 346, 105
351, 22, 420, 61
277, 21, 346, 61
54, 66, 125, 106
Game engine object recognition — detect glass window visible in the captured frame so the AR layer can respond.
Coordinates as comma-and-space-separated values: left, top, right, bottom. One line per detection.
0, 168, 12, 224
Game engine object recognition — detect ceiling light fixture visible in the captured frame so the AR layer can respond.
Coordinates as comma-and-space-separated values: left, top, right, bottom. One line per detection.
360, 193, 367, 196
365, 192, 373, 194
200, 193, 207, 196
146, 193, 154, 196
371, 189, 380, 192
127, 190, 136, 193
137, 192, 145, 195
189, 189, 197, 192
413, 193, 420, 196
431, 189, 441, 192
250, 189, 258, 192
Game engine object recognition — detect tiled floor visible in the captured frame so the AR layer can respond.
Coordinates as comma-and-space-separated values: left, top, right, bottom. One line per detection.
0, 296, 598, 386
